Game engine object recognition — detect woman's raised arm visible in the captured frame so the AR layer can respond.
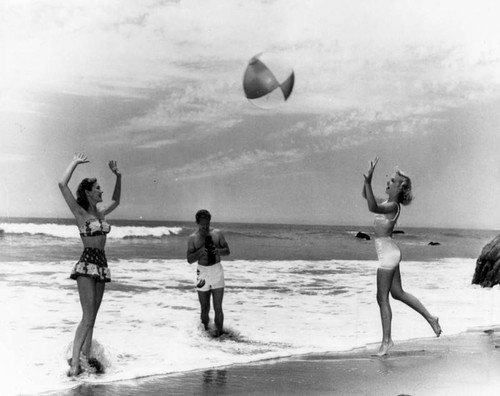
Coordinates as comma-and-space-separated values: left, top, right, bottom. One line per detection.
58, 153, 89, 215
101, 160, 121, 216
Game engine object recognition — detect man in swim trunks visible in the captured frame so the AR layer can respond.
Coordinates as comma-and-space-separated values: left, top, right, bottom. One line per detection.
187, 209, 230, 337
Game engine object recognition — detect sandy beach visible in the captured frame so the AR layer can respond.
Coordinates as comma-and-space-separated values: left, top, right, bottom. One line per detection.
46, 326, 500, 396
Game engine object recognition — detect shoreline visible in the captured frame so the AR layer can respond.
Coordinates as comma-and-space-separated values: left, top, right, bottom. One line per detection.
42, 326, 500, 396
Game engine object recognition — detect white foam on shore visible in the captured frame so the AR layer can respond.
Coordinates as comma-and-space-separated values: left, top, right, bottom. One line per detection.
1, 258, 499, 395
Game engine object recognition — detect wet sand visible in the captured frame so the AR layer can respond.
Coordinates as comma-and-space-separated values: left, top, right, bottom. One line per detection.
48, 327, 500, 396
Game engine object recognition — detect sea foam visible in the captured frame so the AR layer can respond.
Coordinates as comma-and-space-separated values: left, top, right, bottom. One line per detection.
1, 257, 499, 395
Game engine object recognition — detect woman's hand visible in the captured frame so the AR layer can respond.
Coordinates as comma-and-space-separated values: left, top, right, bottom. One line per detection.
72, 152, 89, 165
108, 160, 121, 176
363, 157, 379, 184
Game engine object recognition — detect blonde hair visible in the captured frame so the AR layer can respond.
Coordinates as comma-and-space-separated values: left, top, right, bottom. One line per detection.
396, 170, 413, 205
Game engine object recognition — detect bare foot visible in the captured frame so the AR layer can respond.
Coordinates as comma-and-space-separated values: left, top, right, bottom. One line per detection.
67, 356, 86, 377
67, 363, 81, 377
376, 340, 394, 356
429, 316, 442, 337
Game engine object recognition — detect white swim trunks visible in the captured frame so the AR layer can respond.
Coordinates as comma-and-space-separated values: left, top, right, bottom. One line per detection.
196, 263, 225, 291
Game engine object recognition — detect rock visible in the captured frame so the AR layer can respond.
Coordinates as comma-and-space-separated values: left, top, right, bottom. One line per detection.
472, 234, 500, 287
428, 241, 441, 246
355, 232, 371, 241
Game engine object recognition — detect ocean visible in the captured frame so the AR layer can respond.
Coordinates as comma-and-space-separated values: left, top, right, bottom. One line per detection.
1, 217, 499, 395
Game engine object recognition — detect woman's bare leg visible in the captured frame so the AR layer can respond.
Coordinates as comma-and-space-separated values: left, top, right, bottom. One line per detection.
376, 268, 396, 356
69, 277, 97, 376
390, 266, 442, 337
82, 281, 106, 358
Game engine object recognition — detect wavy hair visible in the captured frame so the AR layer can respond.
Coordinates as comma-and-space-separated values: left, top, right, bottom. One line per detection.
396, 170, 413, 205
76, 178, 97, 211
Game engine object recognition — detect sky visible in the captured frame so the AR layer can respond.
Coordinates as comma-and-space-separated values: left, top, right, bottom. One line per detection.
1, 0, 500, 228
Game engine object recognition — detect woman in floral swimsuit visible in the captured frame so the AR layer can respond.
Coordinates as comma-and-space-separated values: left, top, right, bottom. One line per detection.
59, 153, 122, 376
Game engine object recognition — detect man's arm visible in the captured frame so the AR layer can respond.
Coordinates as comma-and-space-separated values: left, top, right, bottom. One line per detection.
216, 231, 230, 257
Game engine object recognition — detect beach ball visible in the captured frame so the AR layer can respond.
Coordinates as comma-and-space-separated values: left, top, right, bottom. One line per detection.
242, 52, 295, 108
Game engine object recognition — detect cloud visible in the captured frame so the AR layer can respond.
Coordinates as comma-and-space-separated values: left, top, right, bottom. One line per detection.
137, 139, 178, 149
3, 0, 500, 157
2, 0, 500, 228
116, 82, 243, 135
4, 0, 500, 114
159, 148, 303, 180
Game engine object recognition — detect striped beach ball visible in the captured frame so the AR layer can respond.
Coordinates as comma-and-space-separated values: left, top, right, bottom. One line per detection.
242, 52, 295, 108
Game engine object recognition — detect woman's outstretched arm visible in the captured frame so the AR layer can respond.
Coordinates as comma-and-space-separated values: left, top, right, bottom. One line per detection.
101, 160, 121, 215
363, 157, 397, 214
58, 153, 88, 216
362, 181, 367, 199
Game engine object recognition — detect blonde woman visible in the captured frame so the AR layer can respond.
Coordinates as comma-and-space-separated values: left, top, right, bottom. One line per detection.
362, 157, 441, 356
59, 153, 121, 375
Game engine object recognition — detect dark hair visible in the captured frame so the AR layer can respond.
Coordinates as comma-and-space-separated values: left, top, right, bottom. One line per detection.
195, 209, 211, 223
76, 178, 97, 211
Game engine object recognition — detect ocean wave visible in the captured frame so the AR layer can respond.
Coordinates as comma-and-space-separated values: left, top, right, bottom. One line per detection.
224, 230, 270, 239
111, 226, 184, 239
0, 222, 185, 240
224, 230, 296, 240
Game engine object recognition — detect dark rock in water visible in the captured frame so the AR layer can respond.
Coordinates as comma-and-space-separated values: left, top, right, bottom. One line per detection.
355, 232, 371, 241
393, 230, 405, 234
428, 241, 441, 246
472, 234, 500, 287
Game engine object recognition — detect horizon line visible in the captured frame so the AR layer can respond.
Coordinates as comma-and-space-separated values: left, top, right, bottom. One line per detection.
0, 215, 498, 232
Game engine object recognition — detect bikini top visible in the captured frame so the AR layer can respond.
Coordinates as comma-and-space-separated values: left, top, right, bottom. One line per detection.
79, 218, 111, 237
373, 202, 400, 236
